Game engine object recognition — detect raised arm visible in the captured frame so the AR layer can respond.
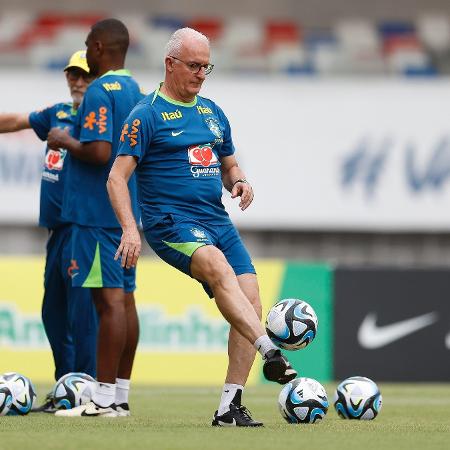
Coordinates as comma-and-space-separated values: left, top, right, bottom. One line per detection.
107, 155, 140, 268
221, 154, 254, 211
0, 113, 30, 133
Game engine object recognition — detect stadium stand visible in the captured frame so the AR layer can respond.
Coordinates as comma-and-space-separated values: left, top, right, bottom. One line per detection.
0, 10, 448, 76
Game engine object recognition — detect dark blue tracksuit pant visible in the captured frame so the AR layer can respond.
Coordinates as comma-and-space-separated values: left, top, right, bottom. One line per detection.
42, 224, 98, 381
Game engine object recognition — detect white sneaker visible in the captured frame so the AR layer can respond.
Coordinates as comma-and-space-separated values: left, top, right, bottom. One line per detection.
116, 403, 131, 417
55, 401, 118, 417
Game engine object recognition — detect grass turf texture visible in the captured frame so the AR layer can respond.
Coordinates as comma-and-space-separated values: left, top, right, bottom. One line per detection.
1, 383, 449, 450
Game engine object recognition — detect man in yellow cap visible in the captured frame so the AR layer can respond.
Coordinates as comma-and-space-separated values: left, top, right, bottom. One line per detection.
0, 51, 97, 412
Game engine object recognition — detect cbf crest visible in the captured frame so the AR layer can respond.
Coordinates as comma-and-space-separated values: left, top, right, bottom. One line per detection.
190, 228, 208, 240
205, 118, 223, 143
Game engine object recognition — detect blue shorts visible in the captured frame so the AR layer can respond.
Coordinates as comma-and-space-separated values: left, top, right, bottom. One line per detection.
71, 224, 136, 292
144, 215, 255, 297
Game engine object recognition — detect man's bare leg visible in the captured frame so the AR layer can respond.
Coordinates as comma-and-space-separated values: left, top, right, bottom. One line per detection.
214, 274, 262, 422
115, 292, 139, 415
91, 288, 127, 383
190, 247, 266, 344
191, 246, 297, 427
90, 287, 126, 409
117, 292, 139, 380
225, 274, 261, 386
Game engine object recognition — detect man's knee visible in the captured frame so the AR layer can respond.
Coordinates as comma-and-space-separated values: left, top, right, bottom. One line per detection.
192, 246, 234, 288
92, 288, 126, 315
206, 260, 235, 291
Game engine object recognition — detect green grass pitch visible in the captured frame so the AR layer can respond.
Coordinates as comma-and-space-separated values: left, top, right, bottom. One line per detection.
1, 383, 449, 450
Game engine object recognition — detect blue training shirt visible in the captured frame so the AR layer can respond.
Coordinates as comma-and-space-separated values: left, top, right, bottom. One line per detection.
29, 102, 76, 230
117, 86, 235, 230
62, 69, 144, 228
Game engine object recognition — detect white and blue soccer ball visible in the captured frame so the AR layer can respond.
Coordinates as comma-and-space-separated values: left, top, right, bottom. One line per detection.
52, 372, 95, 410
333, 376, 382, 420
278, 377, 329, 424
0, 382, 13, 416
0, 372, 36, 415
266, 299, 318, 350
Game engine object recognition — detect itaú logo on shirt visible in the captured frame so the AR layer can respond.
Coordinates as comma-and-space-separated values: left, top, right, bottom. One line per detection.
45, 149, 67, 171
188, 144, 220, 178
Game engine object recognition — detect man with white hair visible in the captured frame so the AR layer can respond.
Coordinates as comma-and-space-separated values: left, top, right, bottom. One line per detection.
107, 27, 297, 427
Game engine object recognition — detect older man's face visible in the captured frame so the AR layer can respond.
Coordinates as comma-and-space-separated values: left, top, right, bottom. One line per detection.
170, 39, 210, 100
65, 68, 94, 105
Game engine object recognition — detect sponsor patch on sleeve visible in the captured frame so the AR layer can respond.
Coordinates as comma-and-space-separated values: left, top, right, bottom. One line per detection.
120, 119, 141, 148
83, 106, 108, 134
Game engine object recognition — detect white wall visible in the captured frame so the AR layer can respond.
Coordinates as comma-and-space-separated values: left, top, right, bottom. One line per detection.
1, 71, 450, 231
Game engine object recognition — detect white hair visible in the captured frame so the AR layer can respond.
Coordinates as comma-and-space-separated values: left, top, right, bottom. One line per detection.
165, 27, 210, 57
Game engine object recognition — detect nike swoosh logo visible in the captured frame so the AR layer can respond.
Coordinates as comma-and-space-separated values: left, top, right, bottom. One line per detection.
445, 332, 450, 350
357, 312, 438, 349
218, 418, 236, 426
81, 410, 101, 416
171, 130, 184, 136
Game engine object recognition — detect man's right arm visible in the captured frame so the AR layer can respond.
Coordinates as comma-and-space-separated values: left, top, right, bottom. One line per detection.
107, 155, 140, 269
110, 103, 150, 268
47, 127, 111, 165
0, 113, 30, 133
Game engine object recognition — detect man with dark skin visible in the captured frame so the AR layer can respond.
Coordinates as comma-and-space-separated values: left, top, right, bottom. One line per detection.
48, 19, 144, 417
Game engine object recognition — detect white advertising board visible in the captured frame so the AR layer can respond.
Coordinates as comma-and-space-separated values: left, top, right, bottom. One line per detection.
1, 71, 449, 230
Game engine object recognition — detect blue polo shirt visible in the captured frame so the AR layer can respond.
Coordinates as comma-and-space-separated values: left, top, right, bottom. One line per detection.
117, 86, 235, 230
29, 102, 76, 230
62, 70, 144, 228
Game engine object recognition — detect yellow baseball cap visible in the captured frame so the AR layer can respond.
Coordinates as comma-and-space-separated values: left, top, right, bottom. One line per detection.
64, 50, 90, 73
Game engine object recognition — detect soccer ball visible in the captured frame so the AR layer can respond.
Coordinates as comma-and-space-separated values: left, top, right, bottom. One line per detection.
52, 372, 95, 409
278, 377, 329, 424
333, 376, 382, 420
0, 372, 36, 415
0, 382, 13, 416
266, 298, 318, 350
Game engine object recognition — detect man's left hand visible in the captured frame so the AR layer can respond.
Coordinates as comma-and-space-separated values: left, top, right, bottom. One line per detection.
231, 181, 254, 211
